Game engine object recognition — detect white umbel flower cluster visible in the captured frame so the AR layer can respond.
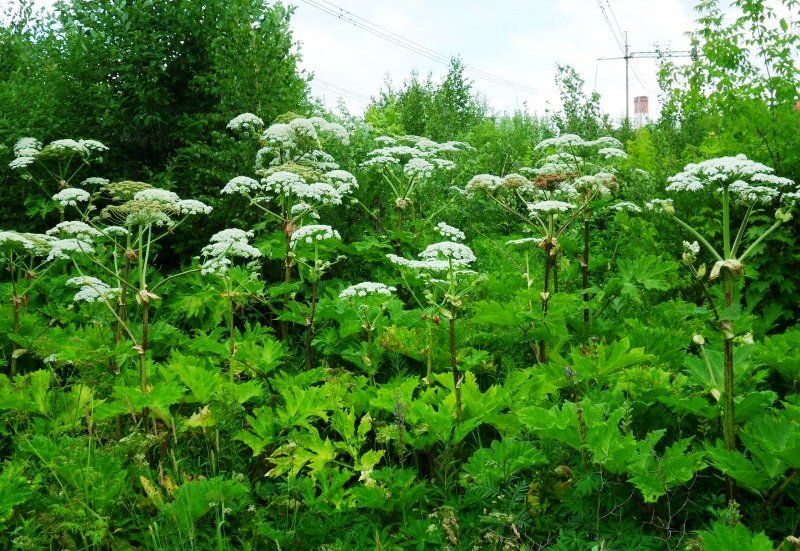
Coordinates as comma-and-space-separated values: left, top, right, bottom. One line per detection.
419, 241, 476, 266
608, 201, 642, 213
435, 222, 465, 242
13, 137, 42, 157
464, 174, 502, 193
133, 188, 180, 204
387, 240, 477, 275
683, 240, 700, 256
404, 157, 435, 180
46, 221, 102, 238
339, 281, 396, 299
67, 276, 119, 302
80, 177, 110, 187
289, 224, 341, 249
221, 176, 264, 195
0, 232, 54, 256
598, 147, 628, 159
227, 113, 264, 132
666, 154, 794, 194
527, 200, 575, 214
46, 238, 94, 261
200, 229, 262, 275
53, 188, 90, 207
323, 170, 358, 194
535, 134, 623, 151
176, 199, 213, 215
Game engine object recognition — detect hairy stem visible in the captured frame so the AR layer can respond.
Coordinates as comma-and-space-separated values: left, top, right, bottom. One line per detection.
722, 268, 736, 502
450, 314, 462, 422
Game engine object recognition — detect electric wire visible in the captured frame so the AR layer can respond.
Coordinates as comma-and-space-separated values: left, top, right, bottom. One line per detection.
298, 0, 555, 96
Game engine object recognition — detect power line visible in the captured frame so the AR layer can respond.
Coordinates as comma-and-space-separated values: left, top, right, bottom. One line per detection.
310, 83, 369, 106
313, 78, 372, 101
297, 0, 555, 96
598, 0, 651, 91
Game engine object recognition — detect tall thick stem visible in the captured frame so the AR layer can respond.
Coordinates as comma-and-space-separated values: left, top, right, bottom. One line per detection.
304, 280, 318, 370
281, 223, 293, 341
228, 299, 236, 383
449, 314, 462, 422
582, 214, 590, 325
139, 301, 150, 392
722, 269, 736, 501
539, 241, 552, 363
116, 256, 131, 347
10, 265, 20, 376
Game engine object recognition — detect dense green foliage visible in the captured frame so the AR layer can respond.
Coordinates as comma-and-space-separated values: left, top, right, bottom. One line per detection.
1, 1, 799, 549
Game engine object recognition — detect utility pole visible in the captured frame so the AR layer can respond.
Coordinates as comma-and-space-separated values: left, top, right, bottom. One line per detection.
625, 31, 629, 121
598, 33, 693, 122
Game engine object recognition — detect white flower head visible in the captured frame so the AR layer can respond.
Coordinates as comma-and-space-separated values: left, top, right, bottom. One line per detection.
45, 139, 89, 156
323, 170, 358, 195
80, 177, 110, 187
222, 175, 264, 195
435, 222, 465, 242
67, 276, 119, 302
404, 157, 434, 180
53, 188, 90, 207
176, 199, 213, 215
13, 137, 42, 157
46, 238, 94, 261
360, 155, 401, 169
527, 200, 575, 214
319, 121, 349, 145
419, 241, 476, 267
534, 134, 588, 150
289, 224, 341, 249
262, 123, 296, 148
666, 154, 788, 194
608, 201, 642, 213
465, 174, 502, 194
133, 188, 180, 204
78, 139, 109, 152
644, 198, 675, 214
201, 228, 262, 276
339, 282, 396, 300
227, 113, 264, 132
0, 231, 36, 252
374, 136, 397, 146
296, 182, 343, 206
288, 118, 319, 142
9, 156, 36, 170
682, 240, 700, 256
262, 171, 306, 196
506, 237, 544, 247
46, 221, 101, 238
598, 147, 628, 160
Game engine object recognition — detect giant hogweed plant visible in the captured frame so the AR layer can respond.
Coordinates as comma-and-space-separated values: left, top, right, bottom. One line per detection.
7, 137, 109, 220
387, 223, 483, 420
531, 134, 626, 325
223, 113, 355, 341
359, 135, 472, 231
16, 172, 214, 391
463, 134, 625, 360
651, 154, 798, 500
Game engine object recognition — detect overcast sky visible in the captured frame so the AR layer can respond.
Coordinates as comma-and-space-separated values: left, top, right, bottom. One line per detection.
291, 0, 701, 119
290, 0, 796, 120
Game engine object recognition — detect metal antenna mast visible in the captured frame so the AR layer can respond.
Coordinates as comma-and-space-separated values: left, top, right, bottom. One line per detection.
597, 33, 693, 122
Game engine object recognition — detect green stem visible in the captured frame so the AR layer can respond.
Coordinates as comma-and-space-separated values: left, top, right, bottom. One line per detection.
670, 214, 723, 261
722, 189, 731, 259
721, 269, 736, 502
738, 218, 785, 262
730, 203, 753, 258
